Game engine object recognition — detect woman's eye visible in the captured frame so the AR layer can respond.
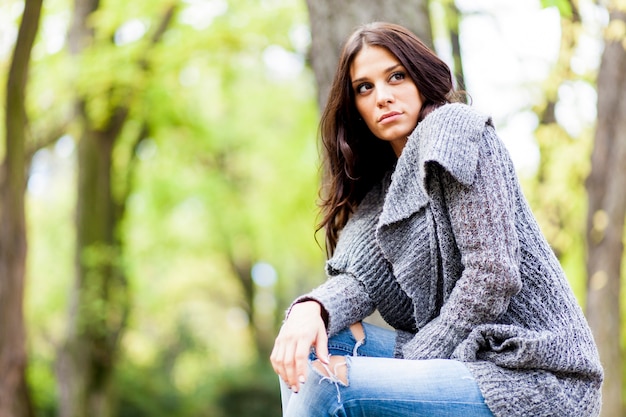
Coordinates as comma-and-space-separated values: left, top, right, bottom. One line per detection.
390, 72, 406, 82
356, 83, 372, 94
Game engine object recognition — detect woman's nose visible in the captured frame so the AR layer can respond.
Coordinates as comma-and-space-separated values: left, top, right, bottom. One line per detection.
376, 86, 394, 107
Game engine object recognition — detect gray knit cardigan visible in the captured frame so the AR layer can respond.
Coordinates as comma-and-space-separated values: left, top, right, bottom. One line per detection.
297, 103, 603, 416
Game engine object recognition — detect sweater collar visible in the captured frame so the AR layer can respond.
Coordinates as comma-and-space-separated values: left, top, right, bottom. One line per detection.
378, 103, 492, 227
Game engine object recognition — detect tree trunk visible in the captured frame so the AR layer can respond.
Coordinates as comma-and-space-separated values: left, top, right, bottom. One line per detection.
56, 0, 127, 416
438, 0, 466, 91
0, 1, 42, 416
56, 3, 176, 416
56, 126, 128, 417
305, 0, 432, 109
585, 4, 626, 417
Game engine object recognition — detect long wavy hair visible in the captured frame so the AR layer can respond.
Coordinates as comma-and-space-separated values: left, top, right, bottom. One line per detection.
317, 22, 457, 256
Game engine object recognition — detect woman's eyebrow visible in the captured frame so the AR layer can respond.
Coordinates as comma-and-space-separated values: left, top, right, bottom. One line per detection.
351, 64, 403, 85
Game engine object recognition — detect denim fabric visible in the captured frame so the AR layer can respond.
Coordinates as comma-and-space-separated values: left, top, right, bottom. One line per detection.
280, 323, 494, 417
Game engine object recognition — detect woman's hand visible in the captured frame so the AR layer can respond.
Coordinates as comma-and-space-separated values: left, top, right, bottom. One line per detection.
270, 301, 330, 393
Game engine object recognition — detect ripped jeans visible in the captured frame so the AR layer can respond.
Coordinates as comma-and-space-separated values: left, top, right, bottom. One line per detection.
280, 322, 494, 417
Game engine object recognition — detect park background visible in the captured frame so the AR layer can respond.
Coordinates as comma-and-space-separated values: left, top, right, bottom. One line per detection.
0, 0, 625, 416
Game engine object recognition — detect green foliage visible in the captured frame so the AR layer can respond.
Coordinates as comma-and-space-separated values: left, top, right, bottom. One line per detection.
540, 0, 573, 18
16, 0, 321, 413
27, 353, 58, 417
113, 357, 280, 417
213, 362, 282, 417
113, 310, 282, 417
113, 319, 219, 417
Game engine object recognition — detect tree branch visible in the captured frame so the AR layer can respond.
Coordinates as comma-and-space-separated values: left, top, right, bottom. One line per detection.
102, 2, 179, 138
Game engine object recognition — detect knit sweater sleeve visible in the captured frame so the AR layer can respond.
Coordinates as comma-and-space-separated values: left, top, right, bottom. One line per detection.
289, 184, 385, 336
291, 272, 376, 337
402, 125, 523, 360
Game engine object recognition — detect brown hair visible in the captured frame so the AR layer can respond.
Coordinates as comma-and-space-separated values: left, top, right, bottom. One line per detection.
317, 22, 457, 256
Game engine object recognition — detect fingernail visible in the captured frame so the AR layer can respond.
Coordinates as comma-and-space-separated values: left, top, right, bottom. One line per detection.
298, 375, 306, 384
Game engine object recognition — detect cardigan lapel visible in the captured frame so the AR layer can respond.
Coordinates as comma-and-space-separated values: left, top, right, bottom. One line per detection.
378, 103, 491, 230
375, 104, 491, 328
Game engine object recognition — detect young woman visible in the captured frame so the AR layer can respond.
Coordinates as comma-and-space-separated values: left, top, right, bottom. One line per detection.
270, 22, 603, 417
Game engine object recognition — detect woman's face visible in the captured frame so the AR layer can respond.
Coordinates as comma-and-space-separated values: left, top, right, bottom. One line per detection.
350, 45, 423, 157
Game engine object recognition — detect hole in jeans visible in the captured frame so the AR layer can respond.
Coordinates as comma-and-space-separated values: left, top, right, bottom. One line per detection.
309, 322, 363, 404
349, 322, 365, 355
312, 356, 349, 385
311, 356, 349, 404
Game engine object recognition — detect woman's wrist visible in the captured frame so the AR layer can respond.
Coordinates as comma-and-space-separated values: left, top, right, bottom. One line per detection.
291, 299, 329, 328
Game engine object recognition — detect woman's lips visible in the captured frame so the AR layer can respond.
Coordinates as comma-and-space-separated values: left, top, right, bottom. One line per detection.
379, 111, 402, 124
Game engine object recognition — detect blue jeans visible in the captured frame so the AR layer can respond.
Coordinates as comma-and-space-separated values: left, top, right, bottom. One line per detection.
280, 323, 494, 417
